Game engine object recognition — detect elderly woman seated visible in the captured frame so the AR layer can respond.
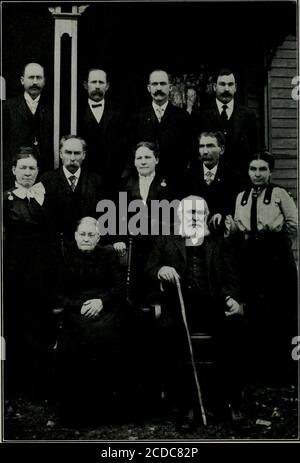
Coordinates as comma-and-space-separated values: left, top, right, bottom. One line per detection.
54, 216, 128, 424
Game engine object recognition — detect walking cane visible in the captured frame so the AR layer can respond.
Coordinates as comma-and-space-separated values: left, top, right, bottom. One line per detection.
175, 277, 207, 426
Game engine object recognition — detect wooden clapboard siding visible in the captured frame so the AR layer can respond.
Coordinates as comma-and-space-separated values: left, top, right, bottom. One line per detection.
267, 34, 298, 258
272, 58, 296, 68
268, 34, 298, 200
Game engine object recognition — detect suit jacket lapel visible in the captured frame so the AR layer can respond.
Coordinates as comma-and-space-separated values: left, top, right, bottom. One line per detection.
231, 103, 243, 143
84, 103, 100, 128
147, 106, 159, 125
160, 102, 174, 125
173, 235, 187, 267
130, 176, 142, 201
147, 175, 162, 202
16, 96, 34, 123
100, 105, 114, 133
204, 236, 214, 291
58, 167, 73, 193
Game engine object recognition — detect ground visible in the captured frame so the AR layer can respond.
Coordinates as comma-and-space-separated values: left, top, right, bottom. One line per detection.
3, 383, 298, 441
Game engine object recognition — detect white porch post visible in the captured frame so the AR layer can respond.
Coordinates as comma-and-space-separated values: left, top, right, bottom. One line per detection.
48, 5, 89, 168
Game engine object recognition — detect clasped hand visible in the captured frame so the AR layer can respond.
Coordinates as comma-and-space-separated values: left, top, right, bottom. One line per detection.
225, 298, 244, 317
158, 266, 180, 285
80, 299, 103, 318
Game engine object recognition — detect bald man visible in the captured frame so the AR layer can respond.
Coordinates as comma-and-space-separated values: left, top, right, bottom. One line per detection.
131, 69, 196, 190
3, 62, 53, 189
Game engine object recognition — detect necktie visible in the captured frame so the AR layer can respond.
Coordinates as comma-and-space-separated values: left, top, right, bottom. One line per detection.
220, 104, 228, 124
205, 170, 214, 185
156, 107, 164, 122
250, 190, 258, 233
69, 175, 77, 192
92, 103, 102, 108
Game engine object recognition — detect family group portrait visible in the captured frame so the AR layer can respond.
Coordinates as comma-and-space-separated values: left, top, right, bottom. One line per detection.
1, 0, 299, 445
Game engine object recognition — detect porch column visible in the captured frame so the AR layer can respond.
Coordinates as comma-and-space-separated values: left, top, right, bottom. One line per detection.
48, 4, 89, 167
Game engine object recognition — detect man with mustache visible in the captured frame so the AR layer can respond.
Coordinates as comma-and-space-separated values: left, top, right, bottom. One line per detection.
183, 131, 243, 229
197, 68, 259, 185
3, 62, 53, 189
77, 68, 128, 196
131, 69, 196, 190
41, 135, 104, 244
145, 196, 246, 431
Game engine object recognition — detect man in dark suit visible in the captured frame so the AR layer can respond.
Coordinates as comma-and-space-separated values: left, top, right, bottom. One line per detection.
183, 131, 243, 227
77, 68, 128, 195
3, 62, 53, 189
131, 69, 196, 190
145, 196, 245, 431
197, 68, 259, 184
40, 135, 104, 244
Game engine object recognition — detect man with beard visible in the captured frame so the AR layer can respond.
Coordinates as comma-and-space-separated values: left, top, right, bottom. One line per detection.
77, 68, 128, 195
41, 135, 104, 244
131, 69, 196, 190
3, 62, 53, 189
183, 131, 242, 228
197, 68, 259, 185
145, 196, 246, 431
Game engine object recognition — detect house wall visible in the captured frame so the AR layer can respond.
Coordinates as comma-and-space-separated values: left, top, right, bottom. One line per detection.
269, 34, 298, 202
268, 34, 298, 258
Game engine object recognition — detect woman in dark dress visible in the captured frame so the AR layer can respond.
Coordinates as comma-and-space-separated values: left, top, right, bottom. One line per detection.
54, 217, 127, 423
113, 141, 174, 309
227, 152, 298, 382
3, 147, 55, 400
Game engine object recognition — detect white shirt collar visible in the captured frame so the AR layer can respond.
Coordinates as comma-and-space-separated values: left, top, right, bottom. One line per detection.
24, 92, 41, 104
63, 166, 81, 180
152, 100, 168, 113
88, 98, 105, 109
138, 172, 155, 183
203, 163, 218, 178
138, 172, 155, 204
216, 98, 234, 118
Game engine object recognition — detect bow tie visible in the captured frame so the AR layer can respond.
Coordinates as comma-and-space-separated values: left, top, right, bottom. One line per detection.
12, 182, 45, 205
91, 103, 103, 108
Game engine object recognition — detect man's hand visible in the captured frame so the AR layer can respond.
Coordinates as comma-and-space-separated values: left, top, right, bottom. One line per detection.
224, 214, 235, 237
225, 298, 244, 317
113, 242, 127, 257
80, 299, 103, 318
158, 266, 180, 285
209, 213, 223, 229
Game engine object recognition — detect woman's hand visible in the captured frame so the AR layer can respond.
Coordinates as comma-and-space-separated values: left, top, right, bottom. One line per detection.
225, 298, 244, 317
113, 242, 127, 257
81, 299, 103, 318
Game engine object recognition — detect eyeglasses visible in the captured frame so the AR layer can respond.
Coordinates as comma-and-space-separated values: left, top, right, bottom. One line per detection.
78, 232, 97, 238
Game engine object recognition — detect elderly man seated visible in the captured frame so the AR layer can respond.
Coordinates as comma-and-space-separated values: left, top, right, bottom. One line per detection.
54, 216, 128, 424
145, 196, 246, 432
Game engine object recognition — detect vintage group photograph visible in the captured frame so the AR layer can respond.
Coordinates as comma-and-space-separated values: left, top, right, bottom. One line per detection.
1, 0, 299, 443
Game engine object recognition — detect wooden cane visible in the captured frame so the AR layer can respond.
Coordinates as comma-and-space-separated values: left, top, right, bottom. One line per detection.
175, 277, 207, 426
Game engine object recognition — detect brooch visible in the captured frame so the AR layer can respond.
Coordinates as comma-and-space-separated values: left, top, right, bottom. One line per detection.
160, 179, 167, 187
8, 192, 14, 200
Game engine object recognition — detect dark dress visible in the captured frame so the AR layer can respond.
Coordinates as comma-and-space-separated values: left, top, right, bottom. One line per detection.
233, 184, 298, 382
115, 173, 174, 309
3, 189, 55, 399
54, 243, 128, 422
